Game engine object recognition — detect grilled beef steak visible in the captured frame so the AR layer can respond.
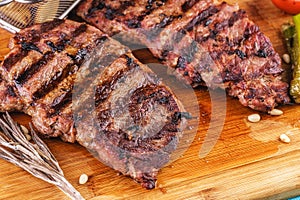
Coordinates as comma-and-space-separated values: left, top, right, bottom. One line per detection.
0, 19, 188, 189
0, 78, 23, 112
77, 0, 290, 112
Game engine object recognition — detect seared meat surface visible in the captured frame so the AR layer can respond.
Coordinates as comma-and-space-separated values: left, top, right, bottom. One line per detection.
77, 0, 290, 111
0, 77, 23, 111
0, 19, 187, 189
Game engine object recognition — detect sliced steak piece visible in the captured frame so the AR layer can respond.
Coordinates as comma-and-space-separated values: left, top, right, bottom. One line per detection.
76, 0, 290, 112
0, 19, 187, 189
0, 77, 23, 112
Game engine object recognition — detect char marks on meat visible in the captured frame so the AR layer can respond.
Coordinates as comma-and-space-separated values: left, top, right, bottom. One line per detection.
77, 0, 290, 112
0, 19, 187, 189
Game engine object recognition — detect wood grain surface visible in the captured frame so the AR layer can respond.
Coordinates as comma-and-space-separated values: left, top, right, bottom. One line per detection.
1, 0, 300, 199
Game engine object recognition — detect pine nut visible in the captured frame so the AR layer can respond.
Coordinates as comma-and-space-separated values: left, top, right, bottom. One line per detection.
279, 133, 291, 143
21, 125, 31, 141
282, 54, 290, 64
25, 133, 31, 141
247, 114, 261, 123
79, 173, 88, 185
20, 125, 29, 134
268, 109, 283, 116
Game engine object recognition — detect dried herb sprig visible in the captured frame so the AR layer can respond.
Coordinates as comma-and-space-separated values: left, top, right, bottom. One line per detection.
0, 112, 84, 200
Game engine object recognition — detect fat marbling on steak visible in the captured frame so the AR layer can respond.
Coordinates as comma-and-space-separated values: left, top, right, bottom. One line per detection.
0, 19, 188, 189
77, 0, 290, 112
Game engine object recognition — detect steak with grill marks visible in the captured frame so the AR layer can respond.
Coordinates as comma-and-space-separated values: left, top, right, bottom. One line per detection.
0, 19, 188, 189
77, 0, 290, 112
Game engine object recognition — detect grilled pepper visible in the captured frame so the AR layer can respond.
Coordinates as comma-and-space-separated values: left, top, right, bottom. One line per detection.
282, 14, 300, 103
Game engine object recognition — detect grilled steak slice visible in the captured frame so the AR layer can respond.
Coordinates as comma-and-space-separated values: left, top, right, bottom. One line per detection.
0, 19, 187, 189
77, 0, 290, 112
0, 77, 23, 112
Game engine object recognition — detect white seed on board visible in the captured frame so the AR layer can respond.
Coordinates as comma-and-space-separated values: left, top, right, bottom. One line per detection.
279, 133, 291, 143
247, 114, 261, 123
268, 109, 283, 116
79, 173, 88, 185
282, 53, 291, 64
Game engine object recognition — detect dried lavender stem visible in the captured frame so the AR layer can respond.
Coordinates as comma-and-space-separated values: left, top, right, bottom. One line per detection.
0, 112, 84, 200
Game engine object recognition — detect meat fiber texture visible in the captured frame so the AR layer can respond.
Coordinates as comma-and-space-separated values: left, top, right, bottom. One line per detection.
0, 19, 188, 189
77, 0, 290, 112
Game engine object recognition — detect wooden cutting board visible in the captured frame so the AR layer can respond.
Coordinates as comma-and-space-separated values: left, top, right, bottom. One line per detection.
1, 0, 300, 199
